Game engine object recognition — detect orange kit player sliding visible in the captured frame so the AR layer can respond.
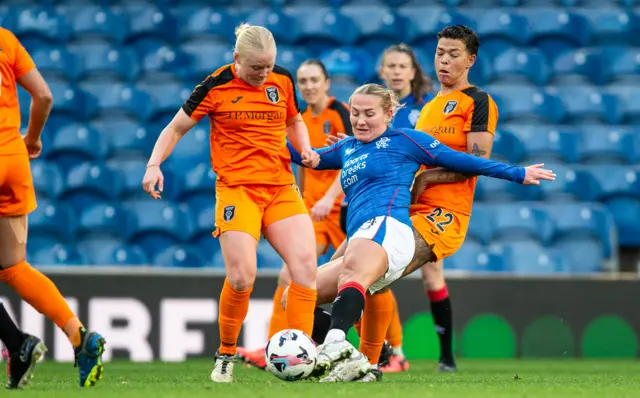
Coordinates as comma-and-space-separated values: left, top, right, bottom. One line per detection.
238, 59, 352, 369
142, 23, 320, 383
0, 27, 105, 388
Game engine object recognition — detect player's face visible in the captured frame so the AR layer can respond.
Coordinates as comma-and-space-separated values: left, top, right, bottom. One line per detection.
350, 94, 392, 143
235, 50, 276, 87
435, 38, 476, 87
380, 51, 415, 94
297, 64, 330, 106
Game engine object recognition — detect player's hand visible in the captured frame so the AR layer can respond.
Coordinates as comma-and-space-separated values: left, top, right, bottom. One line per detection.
142, 165, 164, 199
301, 148, 320, 168
23, 135, 42, 159
311, 196, 333, 221
325, 133, 349, 146
522, 164, 556, 185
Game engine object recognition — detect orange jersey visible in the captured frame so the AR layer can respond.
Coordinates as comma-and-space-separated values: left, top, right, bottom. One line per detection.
0, 28, 35, 156
414, 86, 498, 216
182, 64, 299, 187
301, 97, 352, 207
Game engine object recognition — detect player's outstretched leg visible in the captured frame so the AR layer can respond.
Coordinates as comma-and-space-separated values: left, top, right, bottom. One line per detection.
0, 302, 47, 389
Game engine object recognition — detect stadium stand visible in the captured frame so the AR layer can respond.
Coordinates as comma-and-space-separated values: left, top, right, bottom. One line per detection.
5, 0, 638, 272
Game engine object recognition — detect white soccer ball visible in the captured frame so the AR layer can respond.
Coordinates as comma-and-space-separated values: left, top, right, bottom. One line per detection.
265, 329, 317, 381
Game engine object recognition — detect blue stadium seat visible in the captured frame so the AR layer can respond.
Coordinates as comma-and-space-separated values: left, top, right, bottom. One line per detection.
605, 84, 640, 124
467, 203, 494, 245
446, 241, 506, 272
90, 244, 149, 266
33, 244, 88, 266
489, 203, 555, 245
137, 45, 192, 84
190, 207, 221, 260
181, 42, 232, 82
30, 47, 81, 82
107, 159, 183, 201
125, 200, 195, 258
548, 86, 622, 125
73, 43, 139, 83
341, 6, 407, 57
61, 162, 124, 211
9, 7, 69, 46
47, 123, 108, 173
153, 245, 207, 267
101, 121, 154, 161
491, 242, 571, 274
330, 81, 359, 104
491, 48, 550, 86
552, 49, 608, 86
180, 163, 217, 213
491, 129, 526, 164
604, 47, 640, 84
77, 203, 136, 254
476, 10, 530, 57
45, 82, 92, 130
489, 85, 565, 124
603, 198, 640, 246
521, 9, 591, 60
30, 159, 64, 200
475, 175, 542, 202
507, 124, 581, 164
257, 240, 282, 268
288, 7, 359, 55
276, 46, 313, 75
28, 200, 76, 251
319, 47, 375, 84
245, 9, 298, 45
580, 165, 640, 202
164, 124, 210, 172
143, 83, 192, 124
579, 9, 640, 47
578, 126, 638, 165
69, 6, 129, 44
537, 163, 598, 202
398, 7, 475, 54
82, 82, 152, 123
178, 8, 237, 47
124, 8, 176, 46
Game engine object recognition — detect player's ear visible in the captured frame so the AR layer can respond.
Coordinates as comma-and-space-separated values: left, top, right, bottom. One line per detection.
466, 53, 476, 70
233, 51, 240, 64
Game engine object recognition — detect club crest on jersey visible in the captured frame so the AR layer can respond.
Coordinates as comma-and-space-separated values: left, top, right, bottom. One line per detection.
376, 137, 390, 149
223, 206, 235, 222
409, 109, 420, 125
443, 100, 458, 114
265, 87, 280, 104
323, 121, 331, 135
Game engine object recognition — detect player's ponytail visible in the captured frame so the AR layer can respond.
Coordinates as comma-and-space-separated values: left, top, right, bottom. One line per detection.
234, 23, 277, 59
350, 83, 404, 120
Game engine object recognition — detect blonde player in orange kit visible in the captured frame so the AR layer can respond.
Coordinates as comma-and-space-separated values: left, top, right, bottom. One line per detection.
238, 59, 352, 369
142, 23, 320, 383
0, 27, 106, 388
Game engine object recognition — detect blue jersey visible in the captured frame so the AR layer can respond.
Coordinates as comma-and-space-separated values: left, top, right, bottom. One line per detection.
289, 128, 525, 238
391, 93, 434, 129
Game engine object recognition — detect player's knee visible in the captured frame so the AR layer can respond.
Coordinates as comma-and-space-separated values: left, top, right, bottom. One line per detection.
278, 265, 291, 287
225, 264, 257, 291
286, 252, 317, 287
421, 261, 445, 290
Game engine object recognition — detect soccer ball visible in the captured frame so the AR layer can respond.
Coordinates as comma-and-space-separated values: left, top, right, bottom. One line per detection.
265, 329, 317, 381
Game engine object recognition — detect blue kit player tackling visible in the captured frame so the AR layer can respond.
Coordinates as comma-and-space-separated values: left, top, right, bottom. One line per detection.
287, 83, 555, 383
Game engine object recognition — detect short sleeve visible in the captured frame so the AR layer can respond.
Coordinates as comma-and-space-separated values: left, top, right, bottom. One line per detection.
11, 33, 35, 79
182, 76, 217, 122
463, 90, 499, 134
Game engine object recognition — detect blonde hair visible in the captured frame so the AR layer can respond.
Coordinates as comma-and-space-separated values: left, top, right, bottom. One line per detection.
234, 23, 277, 59
350, 83, 404, 118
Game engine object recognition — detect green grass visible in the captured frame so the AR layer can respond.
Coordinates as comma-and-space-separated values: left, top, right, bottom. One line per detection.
7, 359, 640, 397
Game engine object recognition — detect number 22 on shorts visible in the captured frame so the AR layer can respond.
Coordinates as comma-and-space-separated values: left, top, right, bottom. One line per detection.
425, 207, 453, 233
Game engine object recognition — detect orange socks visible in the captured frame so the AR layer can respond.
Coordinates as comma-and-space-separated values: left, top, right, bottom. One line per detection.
267, 285, 288, 339
218, 278, 253, 356
285, 282, 317, 336
359, 290, 395, 365
0, 261, 78, 341
385, 291, 403, 348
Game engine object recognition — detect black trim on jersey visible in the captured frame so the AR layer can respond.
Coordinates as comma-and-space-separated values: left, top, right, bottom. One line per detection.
461, 86, 490, 132
182, 66, 234, 117
272, 64, 300, 113
328, 100, 353, 136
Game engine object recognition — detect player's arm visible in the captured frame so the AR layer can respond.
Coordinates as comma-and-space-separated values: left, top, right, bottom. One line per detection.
287, 140, 344, 171
285, 113, 313, 154
17, 68, 52, 141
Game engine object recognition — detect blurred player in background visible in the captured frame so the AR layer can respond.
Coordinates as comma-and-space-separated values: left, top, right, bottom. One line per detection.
142, 23, 320, 383
238, 59, 352, 369
0, 27, 105, 388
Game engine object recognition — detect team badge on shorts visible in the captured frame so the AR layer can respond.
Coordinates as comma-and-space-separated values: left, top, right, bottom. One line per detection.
223, 205, 235, 222
265, 87, 280, 104
443, 100, 458, 114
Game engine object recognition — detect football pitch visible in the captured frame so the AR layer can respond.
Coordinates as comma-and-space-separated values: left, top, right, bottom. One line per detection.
8, 359, 640, 397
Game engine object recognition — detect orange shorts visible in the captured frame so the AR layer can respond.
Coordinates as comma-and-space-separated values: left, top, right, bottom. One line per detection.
410, 204, 469, 262
312, 211, 345, 252
213, 184, 308, 241
0, 154, 37, 217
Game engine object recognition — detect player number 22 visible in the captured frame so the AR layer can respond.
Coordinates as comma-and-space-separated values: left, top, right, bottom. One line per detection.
425, 207, 453, 233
